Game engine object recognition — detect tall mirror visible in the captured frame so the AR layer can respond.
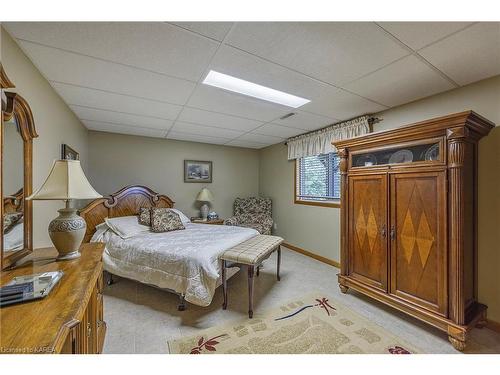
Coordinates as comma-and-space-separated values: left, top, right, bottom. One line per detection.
1, 64, 38, 269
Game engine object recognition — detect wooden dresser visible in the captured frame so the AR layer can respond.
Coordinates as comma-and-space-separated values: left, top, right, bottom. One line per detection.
333, 111, 494, 351
0, 243, 106, 354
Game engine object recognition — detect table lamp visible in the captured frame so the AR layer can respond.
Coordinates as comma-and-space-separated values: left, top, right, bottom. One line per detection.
27, 160, 102, 260
196, 187, 213, 221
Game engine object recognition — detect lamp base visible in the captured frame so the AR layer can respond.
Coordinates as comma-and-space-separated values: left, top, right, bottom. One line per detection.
48, 207, 86, 261
200, 203, 209, 221
56, 251, 81, 261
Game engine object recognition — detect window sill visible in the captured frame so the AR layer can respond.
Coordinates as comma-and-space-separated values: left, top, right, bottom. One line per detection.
294, 198, 341, 208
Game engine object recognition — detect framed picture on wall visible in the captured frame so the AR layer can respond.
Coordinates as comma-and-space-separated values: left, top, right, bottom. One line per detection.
184, 160, 212, 183
61, 144, 79, 160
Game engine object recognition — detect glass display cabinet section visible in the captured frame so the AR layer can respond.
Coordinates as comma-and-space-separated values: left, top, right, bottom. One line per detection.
351, 141, 441, 168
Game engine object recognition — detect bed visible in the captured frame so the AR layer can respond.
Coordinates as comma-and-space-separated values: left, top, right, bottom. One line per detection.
79, 185, 258, 309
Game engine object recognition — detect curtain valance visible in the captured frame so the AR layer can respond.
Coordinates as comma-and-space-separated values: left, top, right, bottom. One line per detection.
287, 115, 371, 160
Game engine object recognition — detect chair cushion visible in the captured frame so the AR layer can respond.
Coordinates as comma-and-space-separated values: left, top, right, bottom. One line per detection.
221, 235, 284, 265
234, 197, 272, 216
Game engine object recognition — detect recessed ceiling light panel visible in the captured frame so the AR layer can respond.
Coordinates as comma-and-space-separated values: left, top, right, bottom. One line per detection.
202, 70, 310, 108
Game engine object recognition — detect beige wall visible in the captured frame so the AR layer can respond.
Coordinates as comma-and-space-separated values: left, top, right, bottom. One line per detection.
259, 143, 341, 261
259, 75, 500, 321
1, 27, 89, 247
87, 131, 260, 219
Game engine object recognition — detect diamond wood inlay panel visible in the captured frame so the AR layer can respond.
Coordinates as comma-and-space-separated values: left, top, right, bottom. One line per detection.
400, 210, 416, 264
416, 212, 435, 268
366, 207, 378, 254
398, 182, 436, 269
355, 206, 367, 250
349, 174, 387, 291
390, 171, 445, 314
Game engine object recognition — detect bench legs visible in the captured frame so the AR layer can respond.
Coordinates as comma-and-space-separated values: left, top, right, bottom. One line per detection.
222, 245, 282, 319
248, 265, 254, 319
277, 246, 281, 281
222, 260, 228, 310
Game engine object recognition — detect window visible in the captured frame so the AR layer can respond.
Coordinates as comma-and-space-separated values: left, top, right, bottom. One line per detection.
295, 152, 341, 207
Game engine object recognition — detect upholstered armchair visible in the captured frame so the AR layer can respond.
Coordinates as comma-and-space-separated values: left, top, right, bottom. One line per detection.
224, 197, 273, 235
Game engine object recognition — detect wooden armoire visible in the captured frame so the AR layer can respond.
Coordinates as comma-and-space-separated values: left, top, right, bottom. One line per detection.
333, 111, 494, 351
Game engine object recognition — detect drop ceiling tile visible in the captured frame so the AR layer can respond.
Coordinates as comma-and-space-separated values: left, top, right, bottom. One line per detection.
271, 111, 335, 130
253, 123, 306, 138
169, 22, 233, 41
206, 45, 374, 121
209, 45, 316, 101
167, 131, 229, 145
344, 55, 455, 107
5, 22, 219, 81
237, 132, 284, 145
18, 40, 195, 105
301, 87, 387, 120
51, 82, 182, 120
225, 140, 267, 149
171, 121, 244, 139
419, 22, 500, 86
84, 120, 167, 138
226, 22, 409, 86
178, 107, 263, 132
378, 22, 473, 50
187, 84, 290, 122
70, 105, 173, 130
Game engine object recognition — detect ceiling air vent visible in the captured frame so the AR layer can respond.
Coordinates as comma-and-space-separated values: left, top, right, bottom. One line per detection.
279, 112, 296, 120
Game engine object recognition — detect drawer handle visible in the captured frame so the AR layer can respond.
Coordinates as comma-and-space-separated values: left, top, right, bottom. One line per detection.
390, 226, 395, 241
380, 225, 387, 238
87, 322, 92, 338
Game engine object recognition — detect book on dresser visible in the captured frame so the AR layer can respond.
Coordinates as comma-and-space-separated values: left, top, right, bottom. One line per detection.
0, 271, 63, 307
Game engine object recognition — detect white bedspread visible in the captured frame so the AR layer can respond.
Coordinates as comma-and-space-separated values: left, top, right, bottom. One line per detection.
92, 223, 258, 306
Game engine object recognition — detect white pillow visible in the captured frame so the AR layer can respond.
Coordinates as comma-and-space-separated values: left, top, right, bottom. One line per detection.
104, 216, 150, 239
169, 208, 191, 224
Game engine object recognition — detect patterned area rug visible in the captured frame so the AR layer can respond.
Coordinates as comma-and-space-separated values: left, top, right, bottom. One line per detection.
167, 293, 422, 354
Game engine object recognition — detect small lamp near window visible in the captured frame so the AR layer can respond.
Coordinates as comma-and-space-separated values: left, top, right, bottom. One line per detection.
26, 160, 102, 260
196, 188, 213, 221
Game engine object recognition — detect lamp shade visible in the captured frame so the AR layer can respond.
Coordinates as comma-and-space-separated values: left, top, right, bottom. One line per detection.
196, 188, 213, 202
27, 160, 102, 200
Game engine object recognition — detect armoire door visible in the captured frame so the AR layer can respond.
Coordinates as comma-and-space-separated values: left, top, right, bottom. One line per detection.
348, 174, 388, 291
389, 171, 447, 316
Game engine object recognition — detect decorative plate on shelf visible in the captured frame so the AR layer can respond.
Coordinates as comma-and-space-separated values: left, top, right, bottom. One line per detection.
355, 154, 377, 167
423, 144, 439, 161
388, 149, 413, 164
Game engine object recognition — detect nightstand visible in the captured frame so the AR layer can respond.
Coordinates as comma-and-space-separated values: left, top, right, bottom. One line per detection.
191, 218, 225, 225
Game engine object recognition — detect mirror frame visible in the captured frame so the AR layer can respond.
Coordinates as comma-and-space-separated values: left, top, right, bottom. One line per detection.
1, 64, 38, 269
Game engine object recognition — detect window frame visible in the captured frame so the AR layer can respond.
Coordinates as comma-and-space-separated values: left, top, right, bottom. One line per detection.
294, 154, 341, 209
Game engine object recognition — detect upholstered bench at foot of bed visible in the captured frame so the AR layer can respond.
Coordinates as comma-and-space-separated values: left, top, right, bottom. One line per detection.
220, 234, 284, 318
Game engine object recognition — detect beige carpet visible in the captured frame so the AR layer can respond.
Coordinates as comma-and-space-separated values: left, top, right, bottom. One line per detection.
167, 293, 421, 354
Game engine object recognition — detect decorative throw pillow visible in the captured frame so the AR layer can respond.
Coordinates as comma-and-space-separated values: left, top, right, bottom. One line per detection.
150, 208, 185, 233
138, 207, 151, 226
104, 216, 150, 239
3, 212, 23, 234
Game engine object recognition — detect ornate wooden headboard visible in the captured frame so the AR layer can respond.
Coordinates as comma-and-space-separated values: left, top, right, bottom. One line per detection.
79, 185, 174, 243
